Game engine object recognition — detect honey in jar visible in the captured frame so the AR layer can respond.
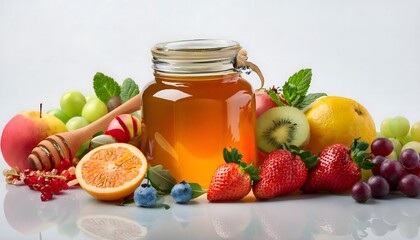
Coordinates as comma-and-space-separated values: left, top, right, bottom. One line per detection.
142, 39, 262, 188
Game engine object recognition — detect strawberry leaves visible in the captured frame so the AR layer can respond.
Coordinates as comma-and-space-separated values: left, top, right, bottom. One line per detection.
223, 147, 260, 181
350, 138, 375, 170
280, 144, 318, 169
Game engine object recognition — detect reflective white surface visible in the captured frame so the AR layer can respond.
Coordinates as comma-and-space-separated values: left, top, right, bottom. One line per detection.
1, 1, 420, 239
1, 179, 420, 240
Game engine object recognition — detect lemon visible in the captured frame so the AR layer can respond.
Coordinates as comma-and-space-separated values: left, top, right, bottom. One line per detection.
304, 96, 376, 155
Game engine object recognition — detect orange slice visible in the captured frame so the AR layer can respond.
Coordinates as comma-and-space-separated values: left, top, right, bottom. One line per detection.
75, 143, 148, 201
77, 215, 147, 239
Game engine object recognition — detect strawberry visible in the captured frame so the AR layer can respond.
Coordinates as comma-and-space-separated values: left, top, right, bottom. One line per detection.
207, 147, 260, 202
252, 145, 317, 200
301, 138, 374, 193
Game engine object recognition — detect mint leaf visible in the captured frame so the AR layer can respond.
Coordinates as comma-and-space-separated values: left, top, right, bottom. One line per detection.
296, 93, 327, 111
281, 69, 313, 107
147, 165, 177, 194
189, 182, 207, 199
120, 78, 139, 103
288, 69, 312, 96
282, 82, 298, 105
93, 72, 121, 103
267, 89, 285, 107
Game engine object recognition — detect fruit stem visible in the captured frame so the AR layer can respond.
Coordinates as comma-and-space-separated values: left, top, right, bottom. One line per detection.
39, 103, 43, 118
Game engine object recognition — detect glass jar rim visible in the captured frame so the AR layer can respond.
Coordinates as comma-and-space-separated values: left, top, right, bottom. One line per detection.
151, 39, 241, 74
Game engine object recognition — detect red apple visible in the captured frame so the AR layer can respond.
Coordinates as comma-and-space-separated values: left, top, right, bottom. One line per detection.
255, 89, 279, 118
105, 114, 141, 143
1, 111, 68, 171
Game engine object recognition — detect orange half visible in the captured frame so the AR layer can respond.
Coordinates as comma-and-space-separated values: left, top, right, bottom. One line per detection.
75, 143, 148, 201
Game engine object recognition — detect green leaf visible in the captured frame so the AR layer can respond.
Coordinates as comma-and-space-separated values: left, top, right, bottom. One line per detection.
359, 160, 375, 170
283, 144, 318, 169
296, 93, 327, 110
120, 78, 139, 103
116, 198, 134, 206
189, 182, 207, 199
282, 82, 298, 105
350, 138, 375, 170
223, 148, 231, 163
282, 69, 317, 107
93, 72, 121, 103
241, 162, 261, 181
355, 151, 366, 162
357, 142, 369, 151
147, 165, 177, 194
267, 89, 285, 107
287, 69, 312, 97
304, 155, 319, 169
223, 147, 260, 181
222, 147, 242, 164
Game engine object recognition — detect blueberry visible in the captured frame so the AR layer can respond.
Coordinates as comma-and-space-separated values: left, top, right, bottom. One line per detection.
171, 181, 193, 204
134, 183, 158, 207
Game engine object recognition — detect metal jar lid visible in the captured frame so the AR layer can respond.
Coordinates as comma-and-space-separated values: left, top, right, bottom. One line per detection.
151, 39, 241, 74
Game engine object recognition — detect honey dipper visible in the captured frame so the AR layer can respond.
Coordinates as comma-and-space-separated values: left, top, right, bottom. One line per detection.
28, 94, 142, 170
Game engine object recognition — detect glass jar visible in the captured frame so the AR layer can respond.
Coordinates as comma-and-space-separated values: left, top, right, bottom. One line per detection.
142, 39, 259, 188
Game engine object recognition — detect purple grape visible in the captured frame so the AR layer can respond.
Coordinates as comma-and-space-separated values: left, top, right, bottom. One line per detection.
372, 155, 387, 176
398, 174, 420, 197
380, 159, 404, 190
352, 181, 371, 203
371, 138, 394, 157
370, 218, 389, 236
367, 175, 390, 198
399, 148, 420, 170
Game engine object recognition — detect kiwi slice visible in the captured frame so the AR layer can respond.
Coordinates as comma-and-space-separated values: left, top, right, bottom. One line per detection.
257, 106, 310, 153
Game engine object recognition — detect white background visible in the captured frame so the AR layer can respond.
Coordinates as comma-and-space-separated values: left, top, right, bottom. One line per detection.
1, 0, 420, 170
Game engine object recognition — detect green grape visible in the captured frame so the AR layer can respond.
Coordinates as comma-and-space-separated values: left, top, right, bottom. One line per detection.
85, 94, 98, 102
47, 108, 70, 123
60, 90, 87, 117
386, 151, 398, 160
402, 141, 420, 154
398, 133, 412, 146
81, 98, 108, 123
66, 116, 90, 131
389, 116, 410, 138
380, 117, 393, 138
411, 121, 420, 142
388, 138, 402, 155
